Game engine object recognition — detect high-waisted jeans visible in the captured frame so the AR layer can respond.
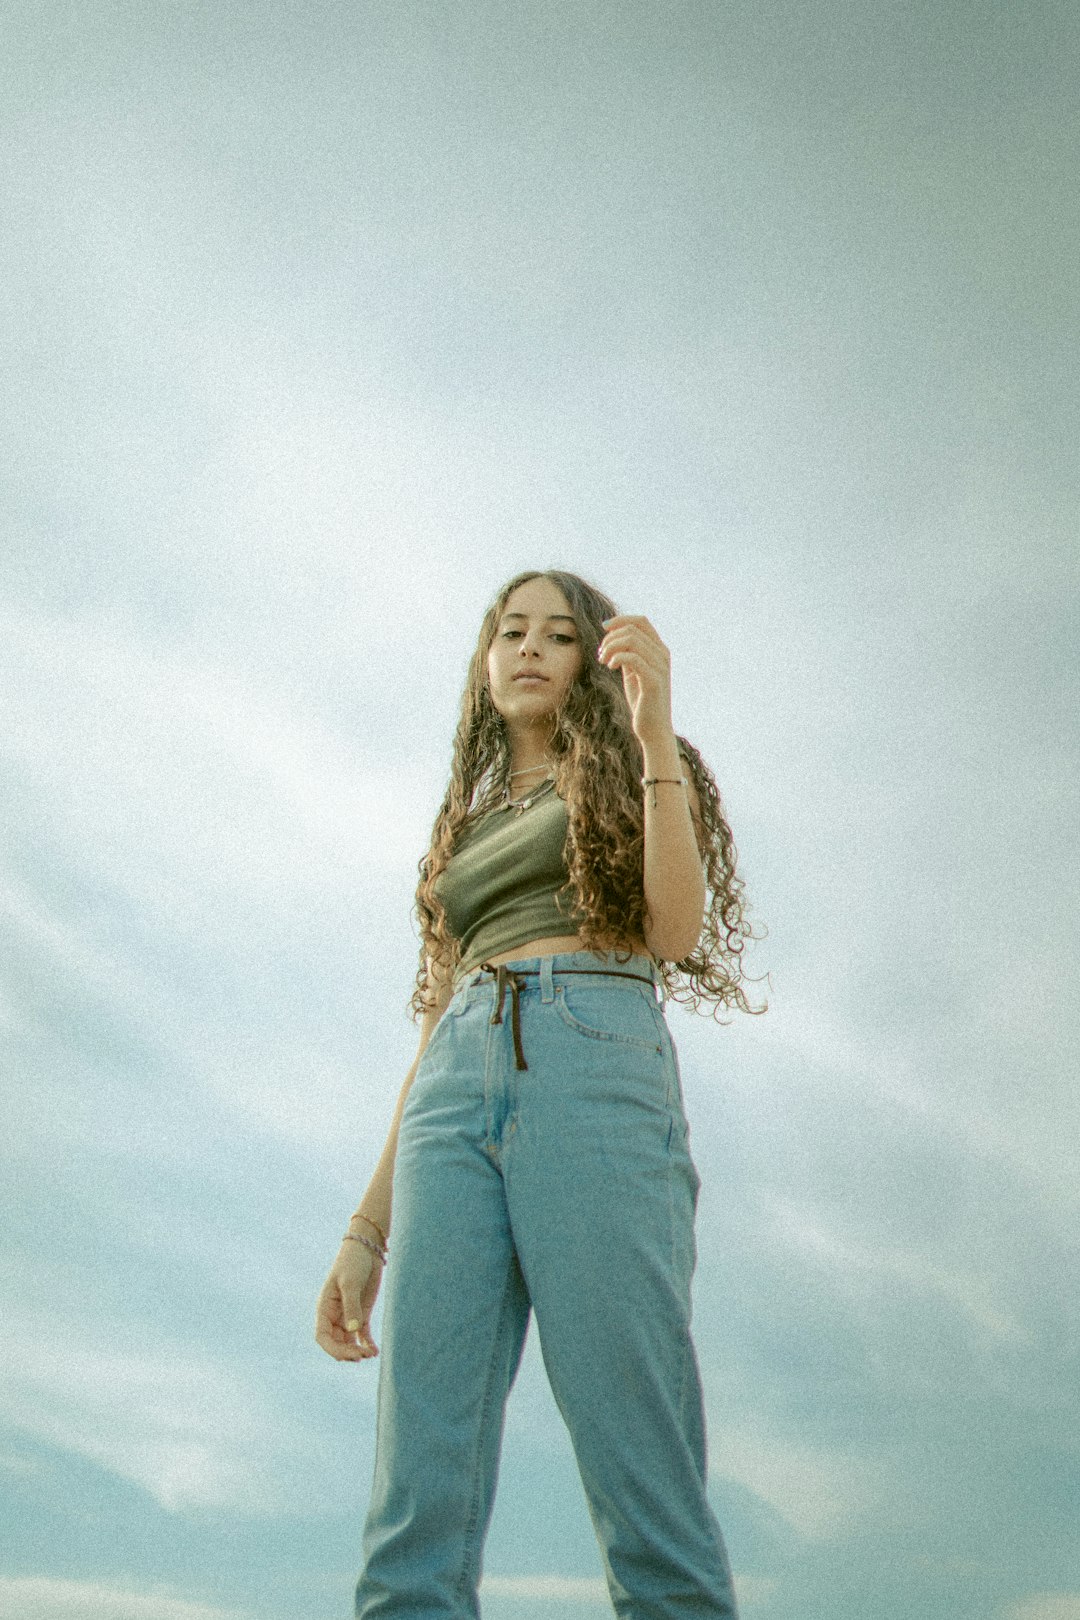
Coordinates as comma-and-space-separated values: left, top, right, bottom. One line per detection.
354, 949, 738, 1619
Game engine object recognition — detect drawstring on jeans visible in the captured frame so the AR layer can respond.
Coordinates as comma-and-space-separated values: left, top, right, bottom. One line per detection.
485, 964, 529, 1070
477, 962, 658, 1073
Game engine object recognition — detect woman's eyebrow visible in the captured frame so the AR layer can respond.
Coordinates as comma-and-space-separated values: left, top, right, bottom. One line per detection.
501, 613, 577, 625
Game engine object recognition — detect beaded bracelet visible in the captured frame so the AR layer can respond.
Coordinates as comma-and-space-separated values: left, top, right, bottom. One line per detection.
343, 1231, 387, 1264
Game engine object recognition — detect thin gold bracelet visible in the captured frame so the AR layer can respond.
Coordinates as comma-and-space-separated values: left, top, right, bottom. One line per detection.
349, 1211, 388, 1248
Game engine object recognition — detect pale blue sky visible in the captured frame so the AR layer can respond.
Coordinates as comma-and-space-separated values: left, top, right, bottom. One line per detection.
2, 3, 1078, 1619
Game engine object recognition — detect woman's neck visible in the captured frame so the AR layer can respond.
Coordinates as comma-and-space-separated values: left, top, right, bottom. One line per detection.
504, 717, 556, 781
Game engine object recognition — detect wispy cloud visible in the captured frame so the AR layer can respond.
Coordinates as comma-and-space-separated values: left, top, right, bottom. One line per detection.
0, 1580, 250, 1620
1, 606, 434, 919
0, 1321, 333, 1516
769, 1199, 1034, 1348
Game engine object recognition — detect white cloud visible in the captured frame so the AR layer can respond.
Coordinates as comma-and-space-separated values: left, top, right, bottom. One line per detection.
0, 606, 436, 922
0, 1446, 41, 1477
0, 857, 394, 1163
769, 1200, 1033, 1347
0, 1323, 328, 1516
479, 1571, 778, 1611
0, 1579, 249, 1620
1, 868, 165, 1027
713, 1430, 879, 1541
1005, 1598, 1080, 1620
729, 1575, 780, 1611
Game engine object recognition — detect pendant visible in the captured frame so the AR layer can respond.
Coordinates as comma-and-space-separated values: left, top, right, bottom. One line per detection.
502, 775, 556, 814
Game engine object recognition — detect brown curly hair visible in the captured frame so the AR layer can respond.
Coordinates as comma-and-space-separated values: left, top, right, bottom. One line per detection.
408, 569, 768, 1024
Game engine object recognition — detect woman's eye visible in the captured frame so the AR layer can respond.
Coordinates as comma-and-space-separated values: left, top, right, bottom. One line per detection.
501, 631, 576, 643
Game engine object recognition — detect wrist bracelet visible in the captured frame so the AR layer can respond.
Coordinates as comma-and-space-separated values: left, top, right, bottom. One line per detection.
349, 1211, 388, 1248
343, 1232, 387, 1264
641, 775, 688, 809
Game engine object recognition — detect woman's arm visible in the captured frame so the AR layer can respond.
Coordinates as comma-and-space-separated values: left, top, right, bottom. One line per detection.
350, 955, 454, 1239
596, 614, 707, 964
315, 956, 453, 1362
351, 1013, 440, 1238
640, 733, 707, 963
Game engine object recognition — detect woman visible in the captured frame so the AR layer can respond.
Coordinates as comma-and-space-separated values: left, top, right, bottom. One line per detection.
316, 569, 764, 1619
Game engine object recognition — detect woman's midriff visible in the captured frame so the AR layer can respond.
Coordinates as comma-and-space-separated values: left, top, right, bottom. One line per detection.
475, 932, 655, 970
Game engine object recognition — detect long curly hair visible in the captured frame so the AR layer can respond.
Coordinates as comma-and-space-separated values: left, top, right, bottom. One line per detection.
408, 569, 768, 1023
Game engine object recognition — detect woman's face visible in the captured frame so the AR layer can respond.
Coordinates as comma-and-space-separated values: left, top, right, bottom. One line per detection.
486, 577, 586, 730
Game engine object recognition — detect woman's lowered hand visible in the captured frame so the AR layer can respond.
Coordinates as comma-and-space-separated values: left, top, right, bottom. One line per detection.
315, 1241, 383, 1362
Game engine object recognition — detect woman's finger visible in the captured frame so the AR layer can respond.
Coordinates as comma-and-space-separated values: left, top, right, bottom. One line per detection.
315, 1314, 363, 1361
599, 628, 666, 671
605, 650, 664, 689
341, 1293, 378, 1358
315, 1280, 366, 1361
601, 613, 656, 633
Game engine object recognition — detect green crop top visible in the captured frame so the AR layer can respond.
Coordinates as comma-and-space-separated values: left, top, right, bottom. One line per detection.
433, 782, 587, 975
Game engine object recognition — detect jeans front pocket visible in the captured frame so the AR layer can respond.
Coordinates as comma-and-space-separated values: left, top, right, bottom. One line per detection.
553, 982, 665, 1055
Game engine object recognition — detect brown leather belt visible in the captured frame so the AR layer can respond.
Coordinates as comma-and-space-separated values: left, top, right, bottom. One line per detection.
475, 961, 657, 1072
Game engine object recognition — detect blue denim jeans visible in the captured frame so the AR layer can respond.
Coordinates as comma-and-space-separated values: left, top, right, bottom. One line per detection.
355, 950, 738, 1619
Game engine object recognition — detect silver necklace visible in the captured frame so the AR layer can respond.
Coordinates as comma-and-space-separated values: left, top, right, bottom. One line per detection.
501, 774, 557, 815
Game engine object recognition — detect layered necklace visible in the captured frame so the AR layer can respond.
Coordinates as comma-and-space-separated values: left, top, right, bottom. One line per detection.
501, 763, 557, 815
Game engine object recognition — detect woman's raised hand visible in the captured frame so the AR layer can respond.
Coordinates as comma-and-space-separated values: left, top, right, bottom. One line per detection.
315, 1241, 384, 1362
596, 614, 675, 750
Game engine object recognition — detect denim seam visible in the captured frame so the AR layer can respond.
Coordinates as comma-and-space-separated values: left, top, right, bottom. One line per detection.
656, 1014, 690, 1428
455, 1257, 520, 1605
481, 995, 495, 1155
642, 1140, 700, 1541
672, 1168, 693, 1429
644, 997, 680, 1118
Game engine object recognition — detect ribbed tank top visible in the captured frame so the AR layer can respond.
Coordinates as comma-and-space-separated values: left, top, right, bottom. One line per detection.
433, 781, 586, 976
